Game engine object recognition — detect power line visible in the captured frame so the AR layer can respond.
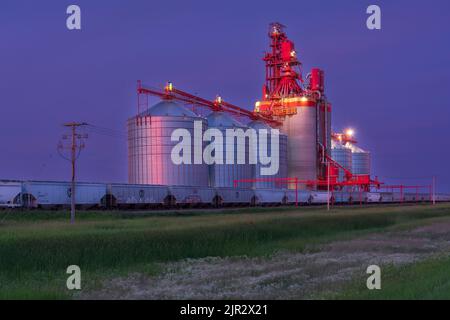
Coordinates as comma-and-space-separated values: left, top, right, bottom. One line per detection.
377, 176, 437, 180
86, 124, 126, 135
85, 124, 127, 140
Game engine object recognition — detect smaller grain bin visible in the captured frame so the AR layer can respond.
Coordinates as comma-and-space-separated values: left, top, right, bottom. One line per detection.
206, 112, 253, 188
331, 141, 352, 181
247, 120, 288, 189
347, 143, 371, 176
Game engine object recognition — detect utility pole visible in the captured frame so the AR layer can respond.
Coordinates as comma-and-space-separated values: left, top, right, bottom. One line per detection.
58, 122, 88, 224
327, 160, 330, 211
433, 176, 436, 205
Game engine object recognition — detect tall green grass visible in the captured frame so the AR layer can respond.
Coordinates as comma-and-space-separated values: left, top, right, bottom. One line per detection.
1, 204, 450, 299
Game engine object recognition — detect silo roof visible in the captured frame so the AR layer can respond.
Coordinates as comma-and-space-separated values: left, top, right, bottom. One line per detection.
249, 120, 288, 139
345, 142, 368, 153
140, 100, 198, 117
207, 112, 246, 129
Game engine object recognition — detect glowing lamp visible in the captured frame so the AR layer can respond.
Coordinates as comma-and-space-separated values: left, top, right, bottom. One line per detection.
346, 129, 354, 137
254, 101, 261, 112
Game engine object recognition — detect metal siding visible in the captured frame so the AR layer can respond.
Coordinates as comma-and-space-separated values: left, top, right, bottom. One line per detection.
249, 121, 288, 189
331, 146, 353, 181
110, 184, 168, 204
380, 192, 394, 202
207, 112, 253, 188
310, 191, 332, 203
333, 191, 353, 203
216, 188, 254, 203
254, 189, 285, 203
352, 152, 371, 175
281, 106, 317, 189
128, 104, 209, 186
22, 181, 105, 205
0, 181, 22, 206
278, 134, 289, 187
285, 190, 310, 203
169, 186, 215, 204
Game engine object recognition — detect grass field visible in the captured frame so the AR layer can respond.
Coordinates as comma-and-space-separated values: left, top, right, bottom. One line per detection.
330, 256, 450, 300
1, 204, 450, 299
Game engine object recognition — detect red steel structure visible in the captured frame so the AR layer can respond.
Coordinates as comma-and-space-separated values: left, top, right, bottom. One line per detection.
263, 22, 303, 99
136, 24, 376, 191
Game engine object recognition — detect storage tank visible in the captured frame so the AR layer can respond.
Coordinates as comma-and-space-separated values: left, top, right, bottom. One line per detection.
331, 142, 352, 181
206, 112, 253, 188
280, 97, 317, 189
128, 99, 209, 186
345, 142, 371, 175
247, 120, 288, 189
349, 145, 371, 175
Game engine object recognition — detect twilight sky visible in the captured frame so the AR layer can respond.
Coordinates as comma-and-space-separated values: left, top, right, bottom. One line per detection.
1, 0, 449, 192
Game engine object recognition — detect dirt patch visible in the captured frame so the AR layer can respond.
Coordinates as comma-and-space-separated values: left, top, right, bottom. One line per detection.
412, 221, 450, 236
81, 220, 450, 300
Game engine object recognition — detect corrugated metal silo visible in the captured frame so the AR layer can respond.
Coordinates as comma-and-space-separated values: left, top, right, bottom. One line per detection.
247, 120, 288, 189
345, 142, 371, 175
331, 143, 352, 181
128, 99, 209, 186
281, 100, 317, 189
351, 148, 371, 175
206, 112, 253, 188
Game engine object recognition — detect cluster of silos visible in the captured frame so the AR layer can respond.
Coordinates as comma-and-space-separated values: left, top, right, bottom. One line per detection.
128, 99, 288, 189
330, 140, 371, 182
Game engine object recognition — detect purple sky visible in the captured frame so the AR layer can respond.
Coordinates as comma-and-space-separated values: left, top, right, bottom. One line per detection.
1, 0, 449, 192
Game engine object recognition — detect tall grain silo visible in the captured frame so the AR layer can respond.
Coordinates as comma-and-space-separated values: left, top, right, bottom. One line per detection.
206, 112, 253, 188
128, 99, 209, 186
247, 120, 288, 189
280, 97, 317, 189
331, 142, 352, 181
